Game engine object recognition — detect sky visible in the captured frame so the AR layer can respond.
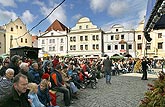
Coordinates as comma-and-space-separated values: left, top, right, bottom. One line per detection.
0, 0, 148, 35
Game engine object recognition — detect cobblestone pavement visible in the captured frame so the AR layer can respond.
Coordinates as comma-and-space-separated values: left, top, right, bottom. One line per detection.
56, 73, 158, 107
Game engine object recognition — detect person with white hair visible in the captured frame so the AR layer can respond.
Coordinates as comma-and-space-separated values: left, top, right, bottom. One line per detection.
19, 62, 31, 82
0, 68, 14, 103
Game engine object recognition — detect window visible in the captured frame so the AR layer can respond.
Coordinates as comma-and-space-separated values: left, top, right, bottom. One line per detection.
60, 46, 63, 51
96, 44, 99, 49
70, 37, 73, 42
53, 39, 55, 43
137, 43, 142, 49
96, 35, 99, 40
42, 47, 44, 52
0, 42, 1, 48
115, 35, 119, 40
80, 36, 83, 41
158, 42, 163, 49
158, 33, 162, 38
107, 45, 111, 50
51, 33, 54, 36
73, 37, 76, 42
73, 45, 76, 50
49, 47, 51, 51
21, 38, 23, 43
20, 26, 22, 29
93, 44, 95, 50
79, 26, 82, 29
11, 27, 13, 31
49, 39, 52, 43
146, 43, 151, 50
128, 44, 132, 49
86, 25, 88, 29
116, 29, 118, 32
61, 38, 63, 43
10, 35, 13, 40
53, 46, 55, 51
115, 45, 118, 50
70, 45, 73, 50
25, 39, 27, 43
121, 35, 124, 39
121, 45, 124, 49
111, 35, 114, 40
85, 36, 88, 41
138, 35, 141, 40
85, 45, 88, 50
80, 45, 83, 50
42, 40, 45, 44
16, 25, 18, 29
92, 35, 95, 40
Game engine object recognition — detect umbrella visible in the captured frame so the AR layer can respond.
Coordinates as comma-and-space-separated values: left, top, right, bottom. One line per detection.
0, 53, 9, 59
64, 54, 72, 58
123, 54, 132, 57
110, 55, 124, 59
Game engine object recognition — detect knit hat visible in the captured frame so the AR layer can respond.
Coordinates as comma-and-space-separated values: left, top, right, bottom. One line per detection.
42, 73, 50, 80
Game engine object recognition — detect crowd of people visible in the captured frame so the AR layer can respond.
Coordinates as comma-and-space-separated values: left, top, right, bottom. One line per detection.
0, 54, 163, 107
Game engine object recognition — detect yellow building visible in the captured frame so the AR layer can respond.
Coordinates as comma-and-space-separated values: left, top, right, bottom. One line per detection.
0, 18, 32, 54
135, 20, 146, 58
135, 20, 165, 58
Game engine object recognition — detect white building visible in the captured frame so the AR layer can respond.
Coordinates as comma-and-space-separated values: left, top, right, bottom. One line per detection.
104, 24, 136, 57
68, 17, 103, 58
38, 19, 68, 57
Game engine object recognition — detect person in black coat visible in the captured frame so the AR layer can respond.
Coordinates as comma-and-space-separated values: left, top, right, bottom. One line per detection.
0, 73, 31, 107
8, 55, 22, 76
103, 56, 113, 84
141, 57, 148, 80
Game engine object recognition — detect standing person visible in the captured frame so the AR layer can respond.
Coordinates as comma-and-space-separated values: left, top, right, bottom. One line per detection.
141, 57, 148, 80
0, 73, 31, 107
103, 56, 113, 84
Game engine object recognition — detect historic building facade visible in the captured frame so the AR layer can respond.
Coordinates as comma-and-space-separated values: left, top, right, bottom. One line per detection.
135, 20, 165, 58
68, 17, 103, 58
104, 24, 136, 57
38, 19, 68, 57
0, 18, 32, 54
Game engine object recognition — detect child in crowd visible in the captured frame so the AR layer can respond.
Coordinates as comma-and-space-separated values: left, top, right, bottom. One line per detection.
28, 83, 45, 107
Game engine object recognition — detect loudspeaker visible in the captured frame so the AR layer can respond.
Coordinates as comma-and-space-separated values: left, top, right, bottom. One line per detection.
144, 32, 152, 42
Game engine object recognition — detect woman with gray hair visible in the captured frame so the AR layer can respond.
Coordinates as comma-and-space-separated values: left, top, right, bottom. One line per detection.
19, 62, 30, 82
0, 68, 14, 102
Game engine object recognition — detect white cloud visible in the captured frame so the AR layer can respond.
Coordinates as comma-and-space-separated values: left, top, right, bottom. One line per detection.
0, 9, 17, 25
138, 9, 146, 22
0, 0, 16, 7
99, 0, 147, 31
21, 10, 35, 24
34, 1, 67, 25
107, 0, 129, 17
72, 14, 82, 21
32, 1, 45, 7
89, 0, 109, 12
16, 0, 28, 2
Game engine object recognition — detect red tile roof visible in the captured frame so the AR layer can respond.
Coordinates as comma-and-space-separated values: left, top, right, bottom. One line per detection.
45, 19, 68, 32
